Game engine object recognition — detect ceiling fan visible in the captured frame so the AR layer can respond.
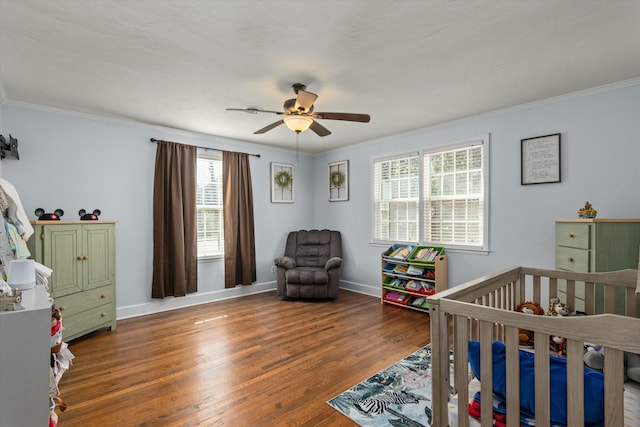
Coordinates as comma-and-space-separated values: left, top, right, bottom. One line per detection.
226, 83, 370, 137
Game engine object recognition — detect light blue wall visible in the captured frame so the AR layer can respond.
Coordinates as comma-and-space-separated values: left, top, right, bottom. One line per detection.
314, 80, 640, 291
1, 79, 639, 315
1, 105, 314, 314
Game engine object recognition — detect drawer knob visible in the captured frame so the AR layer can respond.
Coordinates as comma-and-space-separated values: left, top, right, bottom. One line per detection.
101, 312, 107, 317
59, 306, 66, 311
101, 294, 107, 299
568, 233, 574, 238
77, 256, 83, 260
568, 257, 574, 262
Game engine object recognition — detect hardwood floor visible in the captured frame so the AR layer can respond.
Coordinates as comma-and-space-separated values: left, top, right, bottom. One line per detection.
57, 289, 431, 426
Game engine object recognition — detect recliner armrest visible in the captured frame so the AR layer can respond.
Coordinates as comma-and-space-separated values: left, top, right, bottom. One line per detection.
325, 257, 342, 271
274, 256, 296, 269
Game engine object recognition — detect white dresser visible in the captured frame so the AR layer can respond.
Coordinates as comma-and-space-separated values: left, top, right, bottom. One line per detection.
0, 285, 51, 427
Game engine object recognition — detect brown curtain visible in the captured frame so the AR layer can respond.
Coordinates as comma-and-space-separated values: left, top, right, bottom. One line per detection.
223, 151, 256, 287
151, 140, 198, 298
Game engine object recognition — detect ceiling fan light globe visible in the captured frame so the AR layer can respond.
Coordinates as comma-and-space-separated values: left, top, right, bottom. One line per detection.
284, 116, 313, 133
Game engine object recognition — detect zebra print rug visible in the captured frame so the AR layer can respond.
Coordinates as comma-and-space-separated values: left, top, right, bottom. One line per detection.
327, 344, 434, 426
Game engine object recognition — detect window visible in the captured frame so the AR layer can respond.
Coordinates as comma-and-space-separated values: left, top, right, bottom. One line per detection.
372, 154, 420, 242
373, 135, 489, 251
196, 154, 224, 258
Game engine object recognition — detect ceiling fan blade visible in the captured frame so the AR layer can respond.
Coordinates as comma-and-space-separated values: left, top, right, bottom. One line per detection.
312, 112, 370, 123
227, 107, 283, 115
309, 120, 332, 137
294, 90, 318, 113
254, 119, 284, 134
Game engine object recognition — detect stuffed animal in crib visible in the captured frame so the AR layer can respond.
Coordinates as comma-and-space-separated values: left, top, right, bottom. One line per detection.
584, 345, 640, 384
516, 301, 545, 346
547, 297, 570, 316
546, 298, 570, 354
628, 353, 640, 383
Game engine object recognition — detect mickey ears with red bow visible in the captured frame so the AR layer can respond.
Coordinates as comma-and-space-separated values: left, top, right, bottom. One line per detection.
79, 209, 101, 220
34, 208, 64, 220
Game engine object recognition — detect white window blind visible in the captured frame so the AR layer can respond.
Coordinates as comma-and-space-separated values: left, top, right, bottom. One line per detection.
423, 140, 486, 248
196, 155, 224, 258
372, 136, 488, 251
372, 154, 420, 243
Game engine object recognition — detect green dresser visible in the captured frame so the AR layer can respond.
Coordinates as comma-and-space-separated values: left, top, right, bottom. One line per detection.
28, 220, 117, 341
555, 218, 640, 314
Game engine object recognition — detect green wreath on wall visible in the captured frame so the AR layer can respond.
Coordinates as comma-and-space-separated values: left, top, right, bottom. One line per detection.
274, 170, 292, 188
330, 170, 345, 188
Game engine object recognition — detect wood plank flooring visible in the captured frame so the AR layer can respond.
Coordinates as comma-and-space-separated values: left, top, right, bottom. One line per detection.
57, 289, 431, 426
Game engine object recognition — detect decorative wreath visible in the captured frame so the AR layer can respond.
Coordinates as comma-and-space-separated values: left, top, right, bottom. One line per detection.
330, 170, 345, 188
274, 170, 292, 188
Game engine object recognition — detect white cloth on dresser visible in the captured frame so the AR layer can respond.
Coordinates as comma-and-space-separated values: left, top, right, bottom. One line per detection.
0, 179, 34, 240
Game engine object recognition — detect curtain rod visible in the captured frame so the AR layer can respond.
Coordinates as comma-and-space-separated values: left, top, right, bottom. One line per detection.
149, 138, 261, 158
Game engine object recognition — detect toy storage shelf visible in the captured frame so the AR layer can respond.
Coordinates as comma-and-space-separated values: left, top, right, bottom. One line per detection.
381, 245, 448, 313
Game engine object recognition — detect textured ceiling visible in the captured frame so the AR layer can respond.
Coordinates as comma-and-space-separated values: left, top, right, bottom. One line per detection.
1, 1, 639, 154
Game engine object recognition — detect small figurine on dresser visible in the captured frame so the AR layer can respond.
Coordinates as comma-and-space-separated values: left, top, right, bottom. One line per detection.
578, 201, 597, 218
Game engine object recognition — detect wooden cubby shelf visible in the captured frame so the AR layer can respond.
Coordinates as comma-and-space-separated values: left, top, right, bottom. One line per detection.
381, 244, 448, 313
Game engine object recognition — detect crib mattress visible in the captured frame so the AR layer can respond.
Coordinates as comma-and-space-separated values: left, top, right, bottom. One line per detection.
448, 378, 640, 427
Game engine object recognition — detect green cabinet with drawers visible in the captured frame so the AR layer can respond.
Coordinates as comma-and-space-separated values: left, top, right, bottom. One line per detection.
28, 220, 117, 340
555, 218, 640, 314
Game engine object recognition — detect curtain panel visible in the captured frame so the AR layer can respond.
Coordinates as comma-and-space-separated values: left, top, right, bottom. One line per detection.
151, 140, 198, 298
223, 151, 257, 287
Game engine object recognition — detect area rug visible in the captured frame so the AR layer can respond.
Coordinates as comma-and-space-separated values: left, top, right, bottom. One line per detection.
327, 344, 436, 427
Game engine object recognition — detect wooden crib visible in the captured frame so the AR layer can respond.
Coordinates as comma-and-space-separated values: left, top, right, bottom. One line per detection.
427, 266, 640, 427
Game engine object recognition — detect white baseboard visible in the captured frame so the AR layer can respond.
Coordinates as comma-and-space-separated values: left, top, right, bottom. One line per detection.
339, 280, 380, 298
116, 280, 380, 320
116, 281, 278, 320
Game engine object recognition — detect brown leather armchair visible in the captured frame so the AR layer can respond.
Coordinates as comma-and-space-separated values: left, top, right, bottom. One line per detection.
274, 229, 342, 299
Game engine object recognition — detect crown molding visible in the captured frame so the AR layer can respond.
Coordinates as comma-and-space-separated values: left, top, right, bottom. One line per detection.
3, 98, 302, 157
321, 77, 640, 156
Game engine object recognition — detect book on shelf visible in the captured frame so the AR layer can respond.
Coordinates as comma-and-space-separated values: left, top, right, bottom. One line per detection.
393, 264, 409, 274
411, 297, 426, 307
388, 245, 411, 259
413, 247, 440, 262
384, 292, 408, 304
406, 265, 424, 276
406, 280, 421, 291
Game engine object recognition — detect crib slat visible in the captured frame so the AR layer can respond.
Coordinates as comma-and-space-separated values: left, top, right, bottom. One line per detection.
454, 315, 470, 427
604, 347, 624, 427
605, 284, 615, 313
505, 326, 520, 427
428, 304, 449, 427
625, 287, 637, 317
518, 273, 525, 304
566, 279, 576, 308
532, 275, 541, 303
566, 340, 584, 426
549, 277, 557, 301
479, 321, 494, 427
585, 281, 595, 314
534, 334, 551, 427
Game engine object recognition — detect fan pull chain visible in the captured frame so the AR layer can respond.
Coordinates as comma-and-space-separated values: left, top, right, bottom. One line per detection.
295, 132, 299, 162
